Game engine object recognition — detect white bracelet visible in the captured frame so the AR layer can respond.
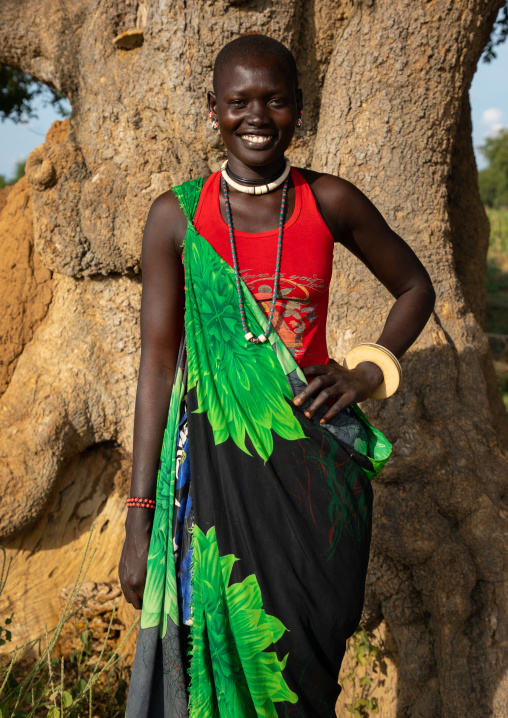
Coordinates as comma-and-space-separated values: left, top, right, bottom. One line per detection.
343, 343, 402, 399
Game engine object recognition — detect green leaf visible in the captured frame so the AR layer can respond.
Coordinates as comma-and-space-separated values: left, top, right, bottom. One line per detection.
47, 707, 60, 718
185, 231, 306, 463
190, 524, 298, 713
61, 691, 73, 707
74, 678, 88, 695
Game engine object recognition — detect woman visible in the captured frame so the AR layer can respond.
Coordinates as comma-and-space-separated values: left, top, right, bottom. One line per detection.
120, 34, 435, 717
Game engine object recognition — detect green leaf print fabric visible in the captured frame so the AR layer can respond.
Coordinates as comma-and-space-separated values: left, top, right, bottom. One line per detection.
127, 176, 392, 718
189, 526, 297, 717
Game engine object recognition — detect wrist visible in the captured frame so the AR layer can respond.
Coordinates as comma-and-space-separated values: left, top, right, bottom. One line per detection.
356, 360, 384, 391
125, 505, 154, 532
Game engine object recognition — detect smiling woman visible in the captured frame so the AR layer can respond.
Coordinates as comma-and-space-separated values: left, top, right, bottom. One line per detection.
119, 34, 435, 718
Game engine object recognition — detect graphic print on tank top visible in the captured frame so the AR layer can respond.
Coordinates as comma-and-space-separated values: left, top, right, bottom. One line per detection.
193, 167, 335, 367
239, 271, 325, 360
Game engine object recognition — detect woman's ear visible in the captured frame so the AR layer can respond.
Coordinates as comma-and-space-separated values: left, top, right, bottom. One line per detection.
207, 90, 217, 116
296, 88, 303, 115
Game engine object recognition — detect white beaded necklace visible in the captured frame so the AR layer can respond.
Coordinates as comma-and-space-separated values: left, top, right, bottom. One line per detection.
221, 157, 290, 195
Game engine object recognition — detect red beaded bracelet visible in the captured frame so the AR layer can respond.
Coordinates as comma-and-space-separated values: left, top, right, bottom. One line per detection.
127, 498, 156, 509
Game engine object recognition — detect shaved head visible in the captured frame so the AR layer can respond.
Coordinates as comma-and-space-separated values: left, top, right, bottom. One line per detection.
213, 34, 298, 94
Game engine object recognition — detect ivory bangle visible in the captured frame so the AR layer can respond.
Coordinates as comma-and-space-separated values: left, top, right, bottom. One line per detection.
343, 343, 402, 399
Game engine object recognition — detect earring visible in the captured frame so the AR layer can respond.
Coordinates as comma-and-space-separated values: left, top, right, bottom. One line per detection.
296, 110, 303, 128
209, 110, 219, 131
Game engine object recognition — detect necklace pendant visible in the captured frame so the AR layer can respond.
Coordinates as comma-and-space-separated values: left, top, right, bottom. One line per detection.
221, 173, 288, 348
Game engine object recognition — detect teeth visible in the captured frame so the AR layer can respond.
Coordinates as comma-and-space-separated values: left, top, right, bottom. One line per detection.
241, 134, 272, 144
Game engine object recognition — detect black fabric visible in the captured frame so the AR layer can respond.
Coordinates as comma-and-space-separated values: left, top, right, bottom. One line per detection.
187, 388, 373, 716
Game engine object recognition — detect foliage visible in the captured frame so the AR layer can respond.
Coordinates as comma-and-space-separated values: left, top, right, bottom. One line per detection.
482, 3, 508, 63
0, 529, 137, 718
486, 208, 508, 337
0, 65, 69, 125
479, 130, 508, 209
341, 627, 383, 717
485, 208, 508, 411
0, 160, 26, 189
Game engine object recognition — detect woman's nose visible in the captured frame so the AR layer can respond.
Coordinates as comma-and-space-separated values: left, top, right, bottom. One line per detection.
246, 101, 269, 126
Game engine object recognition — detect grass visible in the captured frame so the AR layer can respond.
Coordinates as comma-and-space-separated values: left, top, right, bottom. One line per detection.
0, 529, 138, 718
485, 207, 508, 411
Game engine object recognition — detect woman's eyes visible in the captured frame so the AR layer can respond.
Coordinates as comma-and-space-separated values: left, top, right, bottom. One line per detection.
227, 98, 287, 107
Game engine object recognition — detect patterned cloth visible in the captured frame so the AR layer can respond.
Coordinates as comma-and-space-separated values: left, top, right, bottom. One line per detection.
173, 409, 194, 626
126, 178, 392, 718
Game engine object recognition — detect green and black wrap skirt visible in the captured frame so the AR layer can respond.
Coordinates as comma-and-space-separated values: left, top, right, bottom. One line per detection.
126, 178, 392, 718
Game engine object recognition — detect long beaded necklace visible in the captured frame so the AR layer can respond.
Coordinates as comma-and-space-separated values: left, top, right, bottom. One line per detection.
221, 172, 289, 344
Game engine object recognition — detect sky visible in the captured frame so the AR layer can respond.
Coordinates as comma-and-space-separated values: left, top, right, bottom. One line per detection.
470, 39, 508, 170
1, 38, 507, 180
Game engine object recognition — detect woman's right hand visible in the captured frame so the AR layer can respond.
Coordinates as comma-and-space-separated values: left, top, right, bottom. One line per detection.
118, 191, 187, 610
119, 509, 154, 610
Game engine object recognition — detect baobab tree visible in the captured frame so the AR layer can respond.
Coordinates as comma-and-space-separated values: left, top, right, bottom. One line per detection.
0, 1, 507, 715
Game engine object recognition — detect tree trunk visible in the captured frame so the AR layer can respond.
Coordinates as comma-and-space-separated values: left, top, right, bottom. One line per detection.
0, 1, 507, 715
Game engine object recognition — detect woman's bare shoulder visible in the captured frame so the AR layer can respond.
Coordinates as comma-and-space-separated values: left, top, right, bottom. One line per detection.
295, 167, 369, 237
296, 167, 361, 203
145, 176, 211, 256
144, 190, 187, 256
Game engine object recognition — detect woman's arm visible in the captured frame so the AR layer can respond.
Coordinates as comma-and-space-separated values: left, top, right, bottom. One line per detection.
119, 192, 187, 609
294, 173, 436, 422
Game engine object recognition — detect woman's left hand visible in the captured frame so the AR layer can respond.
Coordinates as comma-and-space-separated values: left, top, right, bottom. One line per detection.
293, 359, 384, 423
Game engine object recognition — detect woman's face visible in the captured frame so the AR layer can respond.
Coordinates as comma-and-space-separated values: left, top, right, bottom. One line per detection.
209, 56, 302, 175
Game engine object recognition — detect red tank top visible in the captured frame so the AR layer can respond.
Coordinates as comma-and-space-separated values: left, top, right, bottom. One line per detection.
193, 167, 334, 368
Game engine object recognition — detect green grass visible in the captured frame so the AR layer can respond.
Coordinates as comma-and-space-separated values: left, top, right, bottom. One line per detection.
487, 207, 508, 257
485, 207, 508, 411
486, 208, 508, 338
0, 529, 137, 718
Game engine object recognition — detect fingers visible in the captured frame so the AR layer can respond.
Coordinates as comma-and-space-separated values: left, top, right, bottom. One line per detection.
120, 580, 143, 610
293, 362, 374, 418
304, 386, 339, 418
319, 391, 356, 424
301, 365, 327, 377
127, 592, 143, 611
120, 573, 145, 610
292, 369, 357, 421
119, 544, 146, 611
293, 374, 331, 406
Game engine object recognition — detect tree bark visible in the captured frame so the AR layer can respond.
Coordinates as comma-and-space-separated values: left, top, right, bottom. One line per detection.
1, 1, 507, 715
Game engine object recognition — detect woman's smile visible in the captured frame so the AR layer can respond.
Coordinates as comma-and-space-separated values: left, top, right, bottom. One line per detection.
238, 133, 277, 146
208, 57, 301, 177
